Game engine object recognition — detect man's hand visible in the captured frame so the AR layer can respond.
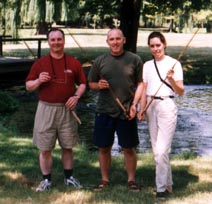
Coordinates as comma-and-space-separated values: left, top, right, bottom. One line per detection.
128, 104, 137, 120
65, 95, 79, 110
98, 79, 109, 90
38, 72, 51, 83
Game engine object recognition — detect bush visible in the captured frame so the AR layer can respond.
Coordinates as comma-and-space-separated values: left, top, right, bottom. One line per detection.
0, 91, 19, 114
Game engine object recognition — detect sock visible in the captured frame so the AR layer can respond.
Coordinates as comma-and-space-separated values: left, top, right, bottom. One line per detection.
42, 174, 51, 181
64, 169, 73, 179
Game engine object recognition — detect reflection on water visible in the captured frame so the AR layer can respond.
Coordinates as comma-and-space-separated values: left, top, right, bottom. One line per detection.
174, 85, 212, 155
78, 85, 212, 156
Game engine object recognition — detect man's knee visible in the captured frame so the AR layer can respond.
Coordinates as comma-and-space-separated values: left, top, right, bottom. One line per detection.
99, 146, 112, 154
123, 148, 136, 156
40, 150, 52, 158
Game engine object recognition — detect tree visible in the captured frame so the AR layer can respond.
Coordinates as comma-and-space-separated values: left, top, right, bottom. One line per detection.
35, 0, 48, 34
1, 0, 212, 45
79, 0, 119, 28
5, 0, 21, 38
141, 0, 212, 33
119, 0, 142, 53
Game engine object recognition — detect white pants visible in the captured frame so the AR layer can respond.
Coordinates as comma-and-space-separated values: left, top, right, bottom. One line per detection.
146, 97, 177, 192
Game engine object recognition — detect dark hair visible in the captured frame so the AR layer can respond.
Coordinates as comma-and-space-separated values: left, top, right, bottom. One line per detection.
148, 31, 167, 47
46, 28, 65, 39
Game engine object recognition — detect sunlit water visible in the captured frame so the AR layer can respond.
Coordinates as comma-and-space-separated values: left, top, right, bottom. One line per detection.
136, 85, 212, 156
79, 85, 212, 156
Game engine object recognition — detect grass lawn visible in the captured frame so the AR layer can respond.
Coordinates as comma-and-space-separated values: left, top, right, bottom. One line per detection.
0, 128, 211, 204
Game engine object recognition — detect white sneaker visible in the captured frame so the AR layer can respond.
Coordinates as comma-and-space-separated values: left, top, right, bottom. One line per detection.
64, 176, 82, 189
36, 179, 52, 192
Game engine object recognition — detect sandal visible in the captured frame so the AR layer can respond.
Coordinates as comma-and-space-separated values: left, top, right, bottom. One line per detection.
93, 180, 109, 191
128, 181, 140, 192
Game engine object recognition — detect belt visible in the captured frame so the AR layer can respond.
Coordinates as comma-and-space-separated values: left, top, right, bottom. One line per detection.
39, 100, 65, 106
149, 95, 175, 100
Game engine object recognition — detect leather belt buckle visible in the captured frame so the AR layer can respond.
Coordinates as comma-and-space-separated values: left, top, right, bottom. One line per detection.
151, 96, 164, 100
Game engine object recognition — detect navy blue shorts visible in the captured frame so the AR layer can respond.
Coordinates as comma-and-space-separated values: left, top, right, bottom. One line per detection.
93, 113, 139, 148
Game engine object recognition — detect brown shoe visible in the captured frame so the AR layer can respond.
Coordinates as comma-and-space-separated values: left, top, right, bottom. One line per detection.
93, 180, 109, 191
128, 181, 140, 192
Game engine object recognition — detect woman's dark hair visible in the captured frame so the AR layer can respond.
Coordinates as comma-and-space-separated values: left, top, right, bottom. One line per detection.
46, 28, 65, 39
147, 31, 167, 48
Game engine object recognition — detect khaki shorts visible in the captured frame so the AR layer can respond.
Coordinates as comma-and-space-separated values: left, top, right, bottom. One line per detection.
33, 101, 78, 151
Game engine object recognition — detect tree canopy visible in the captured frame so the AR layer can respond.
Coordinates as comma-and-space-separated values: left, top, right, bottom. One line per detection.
0, 0, 211, 52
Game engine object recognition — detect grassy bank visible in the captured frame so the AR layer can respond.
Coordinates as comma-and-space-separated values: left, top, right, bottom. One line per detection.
2, 31, 212, 85
0, 127, 211, 204
3, 45, 212, 85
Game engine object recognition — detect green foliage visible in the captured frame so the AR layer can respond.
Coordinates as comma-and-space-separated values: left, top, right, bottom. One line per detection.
3, 102, 37, 135
0, 91, 19, 114
52, 0, 62, 22
191, 0, 212, 10
173, 151, 197, 160
182, 48, 212, 85
1, 0, 212, 38
141, 0, 212, 32
184, 67, 207, 84
36, 0, 46, 22
79, 0, 120, 27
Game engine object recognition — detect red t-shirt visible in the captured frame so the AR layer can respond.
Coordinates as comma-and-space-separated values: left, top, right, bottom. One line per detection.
26, 54, 86, 103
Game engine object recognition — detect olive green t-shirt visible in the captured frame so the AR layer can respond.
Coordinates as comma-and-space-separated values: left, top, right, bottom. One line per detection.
88, 51, 143, 119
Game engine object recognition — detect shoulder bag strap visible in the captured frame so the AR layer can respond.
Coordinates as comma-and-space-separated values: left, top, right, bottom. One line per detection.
153, 58, 174, 91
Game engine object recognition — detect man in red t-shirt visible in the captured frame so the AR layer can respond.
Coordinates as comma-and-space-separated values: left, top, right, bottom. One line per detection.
26, 28, 86, 191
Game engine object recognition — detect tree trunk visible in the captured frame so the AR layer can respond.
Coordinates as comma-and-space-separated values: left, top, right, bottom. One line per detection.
120, 0, 141, 53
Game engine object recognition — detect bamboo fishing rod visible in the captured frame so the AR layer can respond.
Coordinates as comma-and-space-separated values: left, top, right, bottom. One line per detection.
23, 41, 37, 59
67, 29, 93, 66
142, 27, 200, 114
108, 86, 129, 118
71, 110, 82, 125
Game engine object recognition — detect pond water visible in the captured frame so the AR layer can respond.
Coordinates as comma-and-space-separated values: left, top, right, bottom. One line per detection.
79, 85, 212, 156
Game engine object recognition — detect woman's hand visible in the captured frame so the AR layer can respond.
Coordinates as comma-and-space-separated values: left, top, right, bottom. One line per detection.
137, 110, 145, 121
167, 69, 174, 80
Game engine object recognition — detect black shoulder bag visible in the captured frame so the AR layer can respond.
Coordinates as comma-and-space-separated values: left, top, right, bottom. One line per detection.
153, 58, 174, 91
